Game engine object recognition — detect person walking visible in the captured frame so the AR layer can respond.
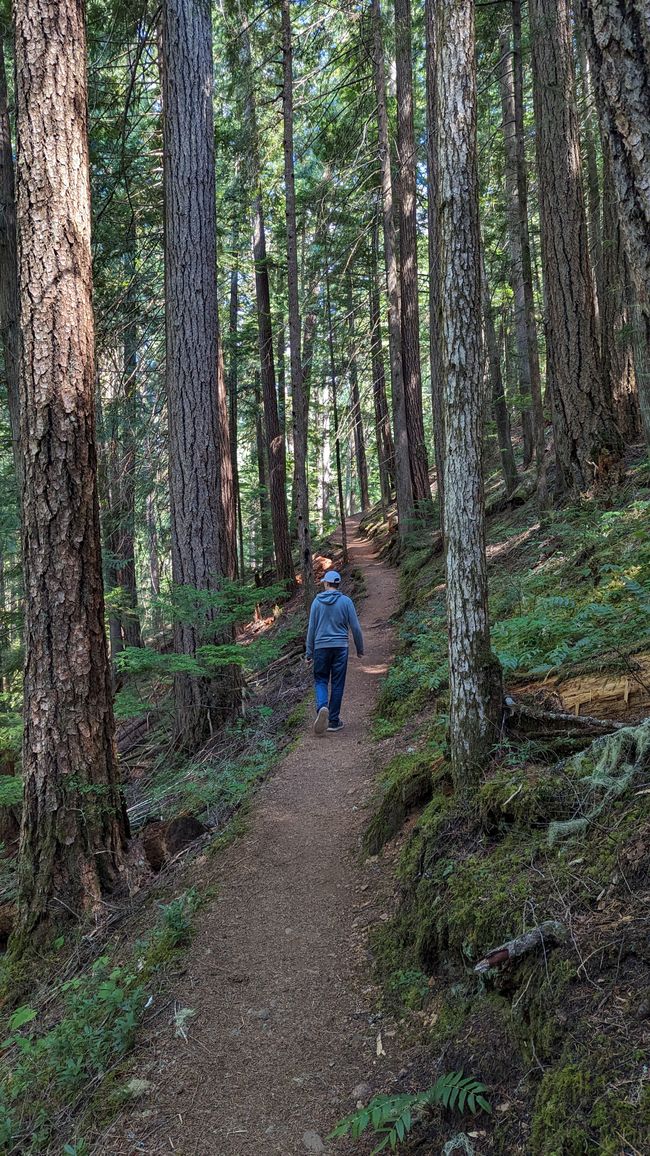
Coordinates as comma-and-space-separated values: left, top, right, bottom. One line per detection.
305, 570, 364, 736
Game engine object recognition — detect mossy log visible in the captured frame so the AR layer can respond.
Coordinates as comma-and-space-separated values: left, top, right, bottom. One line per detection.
474, 920, 566, 973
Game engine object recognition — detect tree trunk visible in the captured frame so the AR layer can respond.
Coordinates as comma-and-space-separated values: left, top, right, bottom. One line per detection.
227, 223, 244, 578
602, 152, 641, 440
0, 37, 21, 493
14, 0, 128, 942
425, 0, 445, 526
512, 0, 548, 507
281, 0, 314, 606
347, 276, 370, 511
578, 1, 650, 354
499, 27, 534, 466
325, 256, 348, 563
161, 0, 239, 751
369, 217, 396, 510
437, 0, 502, 795
481, 255, 519, 496
113, 219, 143, 650
530, 0, 623, 493
574, 13, 604, 329
369, 0, 414, 540
254, 371, 274, 575
394, 0, 431, 509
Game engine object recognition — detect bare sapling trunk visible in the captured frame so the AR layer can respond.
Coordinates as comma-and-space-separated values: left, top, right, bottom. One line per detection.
530, 0, 623, 492
394, 0, 431, 511
438, 0, 503, 795
325, 256, 348, 563
369, 0, 414, 540
162, 0, 239, 750
14, 0, 128, 942
481, 254, 519, 496
281, 0, 315, 605
347, 276, 370, 511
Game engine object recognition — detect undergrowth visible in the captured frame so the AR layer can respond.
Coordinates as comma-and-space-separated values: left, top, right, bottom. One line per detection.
0, 890, 200, 1154
367, 486, 650, 1154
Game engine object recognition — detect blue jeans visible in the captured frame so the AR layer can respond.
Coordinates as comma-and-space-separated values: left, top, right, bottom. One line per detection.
313, 647, 348, 725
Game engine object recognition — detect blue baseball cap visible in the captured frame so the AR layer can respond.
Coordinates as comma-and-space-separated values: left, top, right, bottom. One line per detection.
322, 570, 341, 584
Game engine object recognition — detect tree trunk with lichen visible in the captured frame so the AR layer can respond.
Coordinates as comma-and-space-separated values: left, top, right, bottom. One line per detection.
13, 0, 128, 944
438, 0, 503, 795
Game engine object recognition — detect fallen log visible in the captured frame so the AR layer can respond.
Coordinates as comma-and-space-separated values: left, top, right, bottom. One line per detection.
504, 698, 624, 740
474, 920, 566, 974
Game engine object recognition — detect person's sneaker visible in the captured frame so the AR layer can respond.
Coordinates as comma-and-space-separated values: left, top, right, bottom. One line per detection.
328, 720, 345, 732
314, 706, 329, 736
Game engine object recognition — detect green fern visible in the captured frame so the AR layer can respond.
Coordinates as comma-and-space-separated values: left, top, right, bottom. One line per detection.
328, 1072, 491, 1154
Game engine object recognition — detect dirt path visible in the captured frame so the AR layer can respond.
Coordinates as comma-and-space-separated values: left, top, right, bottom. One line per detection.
100, 520, 400, 1156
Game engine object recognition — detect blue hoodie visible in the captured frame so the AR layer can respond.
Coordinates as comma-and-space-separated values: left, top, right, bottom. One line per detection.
306, 590, 364, 658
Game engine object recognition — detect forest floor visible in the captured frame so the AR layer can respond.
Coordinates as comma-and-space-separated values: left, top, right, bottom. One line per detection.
96, 519, 404, 1156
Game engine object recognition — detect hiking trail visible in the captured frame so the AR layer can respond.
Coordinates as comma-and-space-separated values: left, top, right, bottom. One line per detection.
100, 519, 401, 1155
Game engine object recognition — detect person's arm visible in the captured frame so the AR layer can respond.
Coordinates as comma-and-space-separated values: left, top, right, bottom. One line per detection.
347, 598, 364, 656
306, 601, 318, 659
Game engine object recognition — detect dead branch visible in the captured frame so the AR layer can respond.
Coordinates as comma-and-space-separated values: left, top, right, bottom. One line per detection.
474, 920, 567, 973
504, 698, 624, 739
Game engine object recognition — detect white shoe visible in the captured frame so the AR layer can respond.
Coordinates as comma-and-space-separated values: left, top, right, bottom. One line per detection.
314, 706, 329, 736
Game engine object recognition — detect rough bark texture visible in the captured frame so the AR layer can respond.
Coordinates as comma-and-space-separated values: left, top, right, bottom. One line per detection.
578, 1, 650, 330
602, 151, 641, 440
370, 0, 414, 539
530, 0, 623, 493
282, 0, 315, 606
162, 0, 238, 750
369, 217, 396, 509
14, 0, 128, 940
481, 256, 519, 496
394, 0, 431, 508
512, 0, 548, 507
425, 0, 445, 526
499, 27, 534, 465
438, 0, 503, 794
347, 277, 370, 511
575, 14, 604, 326
0, 36, 21, 491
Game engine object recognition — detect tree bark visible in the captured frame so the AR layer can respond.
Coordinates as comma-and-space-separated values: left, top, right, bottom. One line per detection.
425, 0, 445, 527
227, 222, 244, 578
281, 0, 315, 606
325, 255, 348, 563
254, 371, 274, 575
511, 0, 548, 507
602, 152, 641, 440
14, 0, 128, 941
161, 0, 239, 750
369, 0, 414, 540
578, 1, 650, 352
0, 36, 21, 493
438, 0, 503, 795
481, 255, 519, 496
347, 276, 370, 511
370, 216, 396, 510
574, 13, 604, 328
394, 0, 431, 509
499, 27, 534, 467
530, 0, 623, 493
